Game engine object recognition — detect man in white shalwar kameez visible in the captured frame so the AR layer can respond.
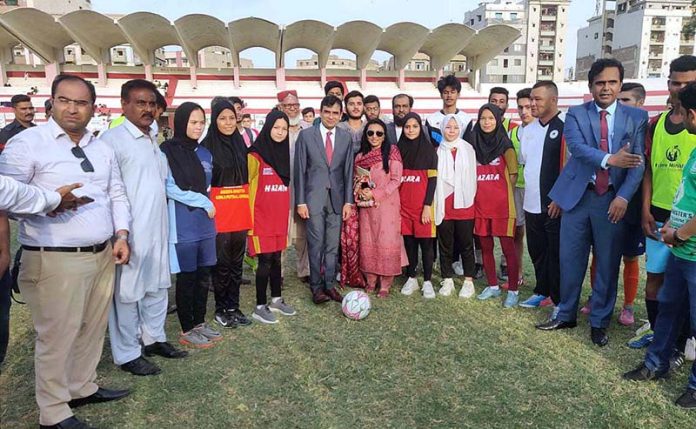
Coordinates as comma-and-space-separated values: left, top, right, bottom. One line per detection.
102, 80, 188, 376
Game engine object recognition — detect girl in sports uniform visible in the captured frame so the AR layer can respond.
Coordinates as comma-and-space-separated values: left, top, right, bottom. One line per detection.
397, 113, 439, 299
247, 111, 296, 324
465, 104, 520, 308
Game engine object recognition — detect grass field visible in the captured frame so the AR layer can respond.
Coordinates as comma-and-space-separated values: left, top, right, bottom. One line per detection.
1, 240, 696, 428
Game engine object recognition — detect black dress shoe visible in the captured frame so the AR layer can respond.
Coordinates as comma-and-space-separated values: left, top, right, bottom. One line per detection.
535, 319, 577, 331
121, 356, 161, 376
325, 287, 343, 302
68, 387, 130, 409
226, 308, 252, 326
676, 388, 696, 409
591, 327, 609, 347
312, 289, 331, 304
40, 415, 96, 429
144, 341, 189, 359
623, 363, 669, 381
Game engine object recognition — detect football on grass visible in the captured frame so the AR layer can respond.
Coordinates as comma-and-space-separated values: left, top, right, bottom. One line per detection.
341, 290, 371, 320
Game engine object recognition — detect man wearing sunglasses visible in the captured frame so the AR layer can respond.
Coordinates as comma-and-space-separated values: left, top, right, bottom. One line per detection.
0, 74, 132, 429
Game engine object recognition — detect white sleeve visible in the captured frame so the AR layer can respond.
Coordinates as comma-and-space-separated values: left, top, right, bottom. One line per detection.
0, 174, 60, 214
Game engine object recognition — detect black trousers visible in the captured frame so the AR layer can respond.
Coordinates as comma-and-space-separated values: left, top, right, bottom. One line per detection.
438, 219, 475, 278
213, 230, 247, 314
176, 267, 211, 333
403, 235, 434, 281
0, 270, 10, 366
256, 251, 282, 306
525, 211, 561, 304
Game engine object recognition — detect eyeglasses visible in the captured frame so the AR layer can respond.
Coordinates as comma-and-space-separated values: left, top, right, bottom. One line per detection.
366, 130, 384, 137
71, 145, 95, 173
281, 103, 300, 109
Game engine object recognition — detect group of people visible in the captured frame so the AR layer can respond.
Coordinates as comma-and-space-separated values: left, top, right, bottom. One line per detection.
0, 54, 696, 428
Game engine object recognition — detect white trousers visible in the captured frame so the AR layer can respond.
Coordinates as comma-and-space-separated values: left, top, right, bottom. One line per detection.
108, 285, 168, 365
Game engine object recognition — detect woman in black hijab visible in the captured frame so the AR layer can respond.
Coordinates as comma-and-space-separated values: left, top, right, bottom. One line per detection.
464, 103, 520, 308
396, 112, 439, 299
201, 99, 253, 328
246, 110, 297, 324
161, 102, 221, 347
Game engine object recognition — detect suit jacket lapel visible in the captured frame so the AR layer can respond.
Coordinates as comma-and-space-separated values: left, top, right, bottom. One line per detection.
612, 103, 627, 153
587, 102, 601, 148
313, 126, 329, 165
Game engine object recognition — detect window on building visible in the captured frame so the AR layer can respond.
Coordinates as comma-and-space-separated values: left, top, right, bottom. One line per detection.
511, 13, 517, 20
470, 19, 474, 25
504, 47, 509, 53
477, 15, 482, 21
514, 59, 522, 66
503, 59, 509, 68
495, 12, 503, 19
594, 33, 599, 39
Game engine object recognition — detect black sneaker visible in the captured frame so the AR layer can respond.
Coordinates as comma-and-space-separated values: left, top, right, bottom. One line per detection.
676, 388, 696, 409
473, 263, 483, 280
227, 308, 252, 326
214, 311, 237, 328
622, 363, 669, 381
498, 263, 508, 281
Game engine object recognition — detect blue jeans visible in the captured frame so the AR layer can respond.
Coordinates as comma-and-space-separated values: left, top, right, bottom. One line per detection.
0, 269, 11, 366
645, 254, 696, 389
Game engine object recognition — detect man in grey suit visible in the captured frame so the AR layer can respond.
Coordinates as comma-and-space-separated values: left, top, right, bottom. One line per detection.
386, 93, 413, 145
294, 95, 354, 304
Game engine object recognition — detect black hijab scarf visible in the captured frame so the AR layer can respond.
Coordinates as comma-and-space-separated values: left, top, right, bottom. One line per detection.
464, 103, 513, 165
160, 102, 207, 195
201, 100, 248, 187
397, 112, 437, 170
249, 110, 291, 186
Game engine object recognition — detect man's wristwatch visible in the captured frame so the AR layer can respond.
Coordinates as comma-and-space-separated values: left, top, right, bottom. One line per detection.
673, 229, 687, 247
116, 233, 129, 242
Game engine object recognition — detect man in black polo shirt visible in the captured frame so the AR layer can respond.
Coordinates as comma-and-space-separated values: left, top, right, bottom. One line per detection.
0, 94, 35, 152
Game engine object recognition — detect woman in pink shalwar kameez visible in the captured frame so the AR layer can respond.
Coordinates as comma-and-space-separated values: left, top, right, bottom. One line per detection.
354, 119, 405, 297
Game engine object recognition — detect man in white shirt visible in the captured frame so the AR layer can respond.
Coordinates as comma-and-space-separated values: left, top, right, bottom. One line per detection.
101, 79, 188, 378
0, 74, 131, 428
426, 74, 473, 143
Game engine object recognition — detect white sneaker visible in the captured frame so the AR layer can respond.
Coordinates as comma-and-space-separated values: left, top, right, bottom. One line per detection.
400, 277, 420, 296
452, 260, 464, 276
459, 279, 475, 299
439, 278, 455, 296
686, 337, 696, 361
422, 281, 436, 299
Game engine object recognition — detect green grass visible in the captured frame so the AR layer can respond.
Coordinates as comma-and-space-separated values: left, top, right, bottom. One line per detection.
1, 239, 696, 428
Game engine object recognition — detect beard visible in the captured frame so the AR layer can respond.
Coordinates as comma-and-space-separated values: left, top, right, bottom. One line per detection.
288, 114, 302, 127
394, 114, 407, 127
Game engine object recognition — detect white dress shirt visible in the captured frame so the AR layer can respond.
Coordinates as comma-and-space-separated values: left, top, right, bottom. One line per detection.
0, 118, 131, 247
0, 175, 60, 215
319, 123, 336, 149
596, 100, 617, 170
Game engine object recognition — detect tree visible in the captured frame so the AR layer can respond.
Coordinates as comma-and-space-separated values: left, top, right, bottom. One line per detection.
684, 0, 696, 36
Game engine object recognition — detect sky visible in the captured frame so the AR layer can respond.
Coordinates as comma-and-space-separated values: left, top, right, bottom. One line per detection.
92, 0, 595, 70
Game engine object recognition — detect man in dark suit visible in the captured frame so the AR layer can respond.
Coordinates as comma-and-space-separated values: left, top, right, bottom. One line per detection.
294, 95, 354, 304
386, 93, 413, 145
537, 59, 648, 347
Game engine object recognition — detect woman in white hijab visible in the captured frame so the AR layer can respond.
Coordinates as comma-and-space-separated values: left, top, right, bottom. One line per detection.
434, 114, 477, 298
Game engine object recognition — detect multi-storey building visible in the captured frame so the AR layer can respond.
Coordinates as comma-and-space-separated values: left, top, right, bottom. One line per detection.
464, 0, 570, 84
576, 0, 694, 80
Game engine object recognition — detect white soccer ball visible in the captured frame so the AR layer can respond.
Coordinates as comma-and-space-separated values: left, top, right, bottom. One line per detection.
341, 290, 371, 321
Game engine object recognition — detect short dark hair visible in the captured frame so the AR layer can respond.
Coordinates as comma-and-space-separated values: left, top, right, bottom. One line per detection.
516, 88, 532, 101
324, 80, 344, 96
301, 107, 315, 116
532, 80, 558, 96
10, 94, 30, 107
155, 90, 167, 110
392, 93, 414, 108
679, 81, 696, 110
669, 55, 696, 75
344, 90, 364, 107
489, 87, 509, 102
363, 95, 380, 106
588, 58, 624, 84
229, 96, 244, 107
121, 79, 158, 101
241, 113, 251, 120
320, 95, 342, 110
437, 74, 462, 94
51, 74, 96, 104
621, 82, 646, 102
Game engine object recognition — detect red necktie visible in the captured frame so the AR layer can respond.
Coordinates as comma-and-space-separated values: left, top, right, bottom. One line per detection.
325, 130, 333, 165
595, 110, 609, 195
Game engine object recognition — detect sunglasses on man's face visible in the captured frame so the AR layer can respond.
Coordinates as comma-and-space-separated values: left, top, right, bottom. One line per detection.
366, 130, 384, 137
71, 146, 95, 173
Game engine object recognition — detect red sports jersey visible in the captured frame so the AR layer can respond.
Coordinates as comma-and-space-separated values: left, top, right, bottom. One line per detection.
400, 168, 430, 220
210, 185, 252, 233
474, 155, 516, 220
247, 152, 290, 256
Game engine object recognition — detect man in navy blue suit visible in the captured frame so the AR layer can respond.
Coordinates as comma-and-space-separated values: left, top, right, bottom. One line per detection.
536, 59, 648, 347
